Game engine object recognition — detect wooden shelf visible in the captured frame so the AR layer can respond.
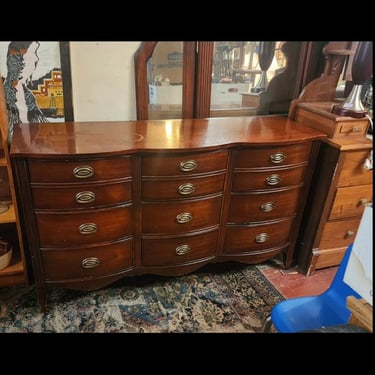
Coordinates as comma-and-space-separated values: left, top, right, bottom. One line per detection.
0, 249, 25, 286
0, 203, 16, 224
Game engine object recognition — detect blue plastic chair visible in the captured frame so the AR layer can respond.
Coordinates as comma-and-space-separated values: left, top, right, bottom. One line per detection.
262, 243, 362, 333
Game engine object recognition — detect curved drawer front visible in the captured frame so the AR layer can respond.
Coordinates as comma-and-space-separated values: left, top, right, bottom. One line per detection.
228, 188, 300, 223
28, 156, 131, 183
235, 143, 312, 169
142, 150, 227, 176
41, 238, 133, 281
232, 165, 307, 192
32, 180, 132, 209
142, 173, 225, 200
142, 195, 222, 235
329, 184, 372, 220
337, 150, 373, 187
224, 218, 294, 254
319, 217, 361, 250
36, 204, 132, 247
142, 230, 218, 266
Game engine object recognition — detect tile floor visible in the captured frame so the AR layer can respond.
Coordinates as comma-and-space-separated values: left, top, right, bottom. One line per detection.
258, 260, 338, 299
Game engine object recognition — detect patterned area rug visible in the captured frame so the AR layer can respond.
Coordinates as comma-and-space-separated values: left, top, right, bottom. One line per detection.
0, 263, 283, 333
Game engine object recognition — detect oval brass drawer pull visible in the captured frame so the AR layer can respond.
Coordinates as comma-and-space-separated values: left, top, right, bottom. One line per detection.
178, 183, 195, 195
359, 198, 372, 207
73, 165, 94, 179
270, 152, 286, 164
260, 202, 275, 212
266, 174, 281, 186
176, 212, 193, 224
81, 257, 100, 269
180, 160, 198, 172
345, 230, 355, 239
75, 191, 96, 204
255, 233, 269, 243
175, 244, 191, 256
79, 222, 97, 234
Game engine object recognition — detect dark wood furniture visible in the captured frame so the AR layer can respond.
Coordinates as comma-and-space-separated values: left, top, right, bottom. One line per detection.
294, 102, 372, 275
10, 116, 326, 311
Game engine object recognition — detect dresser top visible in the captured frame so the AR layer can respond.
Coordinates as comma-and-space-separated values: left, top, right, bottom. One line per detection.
11, 116, 326, 158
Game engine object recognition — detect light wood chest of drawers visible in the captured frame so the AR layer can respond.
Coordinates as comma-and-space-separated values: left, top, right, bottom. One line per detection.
10, 116, 325, 310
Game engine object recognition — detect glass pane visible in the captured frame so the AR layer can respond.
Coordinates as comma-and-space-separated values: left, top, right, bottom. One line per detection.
147, 42, 183, 120
210, 41, 287, 117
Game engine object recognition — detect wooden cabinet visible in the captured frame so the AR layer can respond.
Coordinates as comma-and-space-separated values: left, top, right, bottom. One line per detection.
10, 116, 325, 310
295, 103, 373, 275
0, 79, 28, 286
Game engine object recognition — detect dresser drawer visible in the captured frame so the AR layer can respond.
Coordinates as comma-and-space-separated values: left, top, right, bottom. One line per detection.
228, 187, 301, 223
36, 204, 132, 247
41, 238, 133, 280
142, 172, 225, 200
224, 218, 294, 254
318, 218, 361, 250
32, 180, 132, 209
232, 165, 307, 192
328, 184, 372, 220
337, 150, 373, 187
142, 195, 222, 234
142, 150, 227, 176
28, 156, 131, 183
142, 230, 217, 266
235, 143, 312, 168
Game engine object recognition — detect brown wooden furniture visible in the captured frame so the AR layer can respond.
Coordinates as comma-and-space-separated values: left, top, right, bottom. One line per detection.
294, 102, 372, 275
0, 78, 29, 286
10, 116, 325, 311
347, 296, 373, 332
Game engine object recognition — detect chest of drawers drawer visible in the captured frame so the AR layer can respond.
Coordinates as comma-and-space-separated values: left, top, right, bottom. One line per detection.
31, 180, 132, 209
28, 156, 131, 183
142, 229, 217, 266
36, 204, 132, 247
142, 195, 222, 235
142, 172, 225, 200
41, 238, 133, 280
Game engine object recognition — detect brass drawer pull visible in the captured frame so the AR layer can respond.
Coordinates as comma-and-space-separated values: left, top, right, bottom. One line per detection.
260, 202, 275, 212
75, 191, 96, 204
81, 257, 100, 269
270, 152, 286, 164
352, 127, 361, 132
79, 222, 97, 234
255, 233, 269, 243
359, 198, 372, 207
176, 212, 193, 224
345, 230, 355, 239
180, 160, 198, 172
73, 165, 94, 179
175, 244, 191, 256
266, 174, 281, 186
178, 183, 195, 195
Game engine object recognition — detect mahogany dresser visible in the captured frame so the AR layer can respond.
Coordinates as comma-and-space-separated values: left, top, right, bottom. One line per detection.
294, 102, 373, 275
10, 116, 326, 310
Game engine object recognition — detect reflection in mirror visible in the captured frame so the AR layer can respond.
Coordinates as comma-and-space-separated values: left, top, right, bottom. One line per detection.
147, 42, 183, 119
210, 42, 287, 117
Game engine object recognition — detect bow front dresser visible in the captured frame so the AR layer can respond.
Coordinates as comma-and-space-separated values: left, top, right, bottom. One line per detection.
10, 116, 326, 310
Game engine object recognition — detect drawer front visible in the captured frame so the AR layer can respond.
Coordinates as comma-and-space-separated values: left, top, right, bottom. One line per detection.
32, 180, 132, 209
41, 238, 133, 280
235, 143, 312, 168
142, 195, 222, 234
142, 150, 227, 176
36, 204, 132, 247
142, 230, 217, 266
329, 184, 372, 220
338, 121, 369, 137
28, 156, 131, 183
142, 173, 225, 200
232, 165, 307, 192
337, 150, 373, 187
228, 188, 301, 223
224, 218, 294, 254
318, 218, 361, 250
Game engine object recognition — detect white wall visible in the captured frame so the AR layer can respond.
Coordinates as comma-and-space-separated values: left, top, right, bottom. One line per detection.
69, 41, 141, 122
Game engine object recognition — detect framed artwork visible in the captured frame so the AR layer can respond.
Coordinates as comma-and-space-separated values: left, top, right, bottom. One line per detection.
0, 41, 74, 132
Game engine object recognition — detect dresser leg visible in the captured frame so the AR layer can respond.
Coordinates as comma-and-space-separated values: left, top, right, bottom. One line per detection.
35, 282, 47, 313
